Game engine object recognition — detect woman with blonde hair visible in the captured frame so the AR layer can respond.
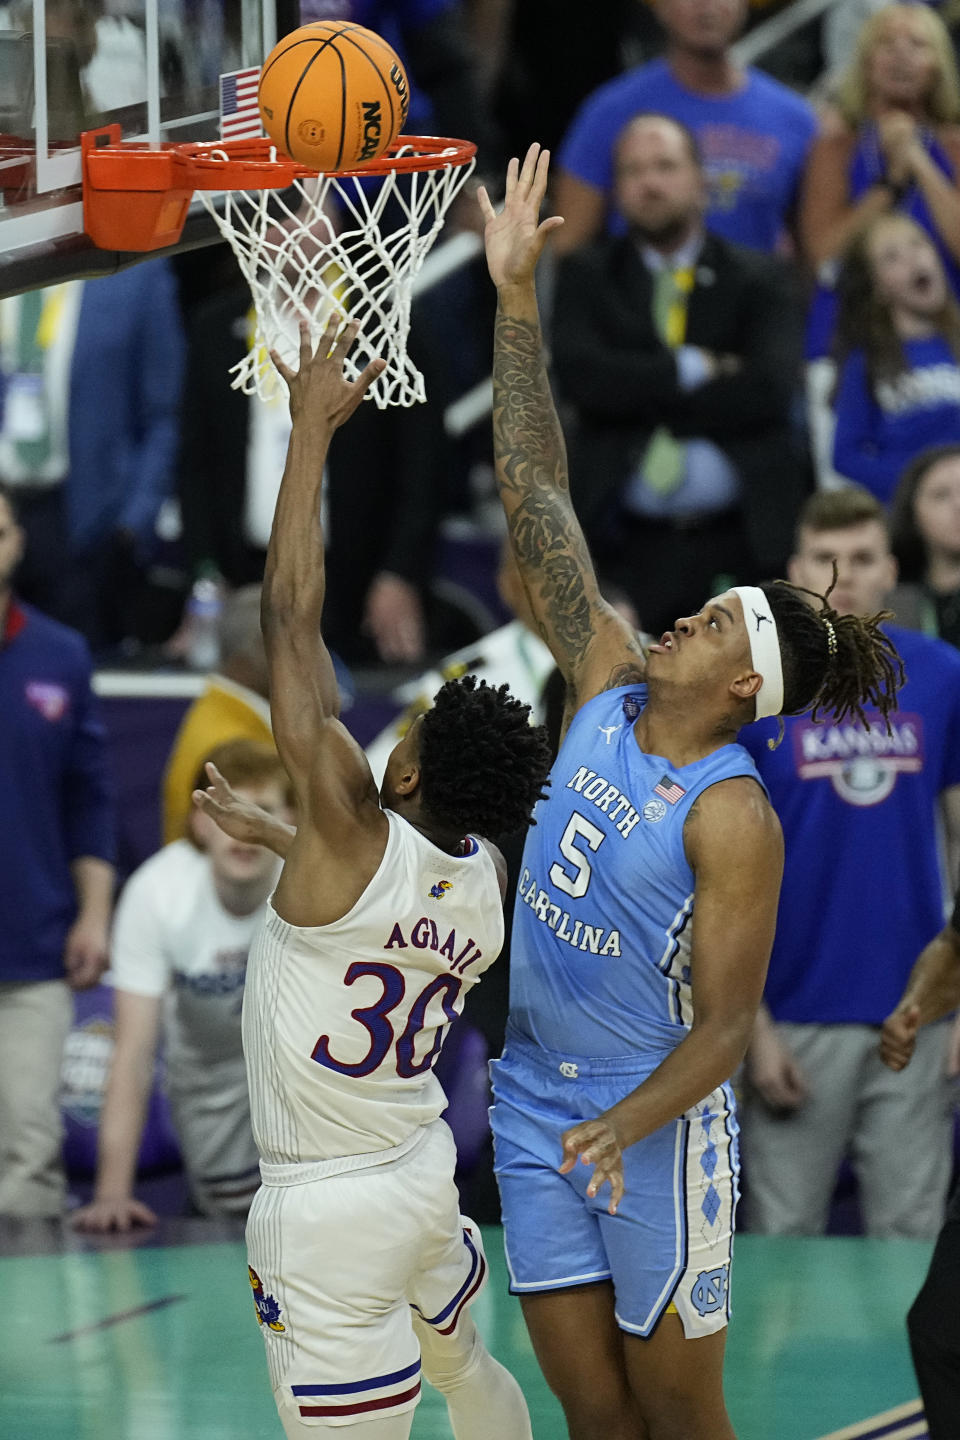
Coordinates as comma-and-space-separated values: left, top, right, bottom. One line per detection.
800, 3, 960, 483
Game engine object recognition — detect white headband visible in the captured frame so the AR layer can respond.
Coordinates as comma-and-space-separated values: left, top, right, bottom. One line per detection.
732, 585, 783, 721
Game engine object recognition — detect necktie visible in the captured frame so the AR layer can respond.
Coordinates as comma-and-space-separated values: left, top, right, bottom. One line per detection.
642, 266, 693, 495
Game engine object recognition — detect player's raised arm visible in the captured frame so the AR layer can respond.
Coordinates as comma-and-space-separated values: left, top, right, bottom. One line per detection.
478, 146, 646, 710
262, 318, 384, 803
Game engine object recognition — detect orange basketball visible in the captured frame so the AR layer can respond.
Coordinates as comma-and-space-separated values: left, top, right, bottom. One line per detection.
258, 21, 410, 171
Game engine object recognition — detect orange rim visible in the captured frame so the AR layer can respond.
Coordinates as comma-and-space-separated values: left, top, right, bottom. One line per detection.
80, 126, 476, 253
181, 133, 477, 179
82, 128, 475, 192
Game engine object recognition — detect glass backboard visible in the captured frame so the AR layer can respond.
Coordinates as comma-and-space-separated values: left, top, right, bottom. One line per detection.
0, 0, 299, 294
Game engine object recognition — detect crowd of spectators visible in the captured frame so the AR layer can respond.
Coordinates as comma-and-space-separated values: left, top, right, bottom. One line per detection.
6, 0, 960, 1275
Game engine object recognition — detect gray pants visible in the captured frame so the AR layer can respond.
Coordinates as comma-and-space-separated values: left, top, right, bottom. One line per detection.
0, 980, 73, 1217
167, 1057, 259, 1216
741, 1021, 954, 1239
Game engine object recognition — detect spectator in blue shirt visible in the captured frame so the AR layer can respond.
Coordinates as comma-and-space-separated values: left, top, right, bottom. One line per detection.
832, 212, 960, 503
0, 481, 116, 1217
741, 484, 960, 1239
553, 0, 818, 256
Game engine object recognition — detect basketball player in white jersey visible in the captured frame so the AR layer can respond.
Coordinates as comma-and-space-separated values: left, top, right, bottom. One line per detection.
230, 317, 550, 1439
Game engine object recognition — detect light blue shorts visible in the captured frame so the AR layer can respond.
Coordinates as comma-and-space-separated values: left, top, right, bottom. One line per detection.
490, 1028, 739, 1339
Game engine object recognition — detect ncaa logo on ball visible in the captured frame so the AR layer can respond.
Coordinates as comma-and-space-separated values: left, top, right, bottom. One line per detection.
357, 100, 383, 161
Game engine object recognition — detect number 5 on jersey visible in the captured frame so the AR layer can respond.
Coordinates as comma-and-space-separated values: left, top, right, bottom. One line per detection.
549, 812, 605, 899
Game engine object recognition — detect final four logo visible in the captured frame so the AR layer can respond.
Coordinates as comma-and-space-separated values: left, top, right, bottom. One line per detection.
248, 1266, 285, 1331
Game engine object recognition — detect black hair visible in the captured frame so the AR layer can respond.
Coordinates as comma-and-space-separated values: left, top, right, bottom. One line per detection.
891, 442, 960, 583
760, 575, 904, 733
418, 675, 551, 839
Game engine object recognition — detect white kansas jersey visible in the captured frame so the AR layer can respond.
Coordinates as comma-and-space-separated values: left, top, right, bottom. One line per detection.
243, 810, 504, 1166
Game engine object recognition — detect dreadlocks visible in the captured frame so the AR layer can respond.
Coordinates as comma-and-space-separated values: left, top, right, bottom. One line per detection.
418, 675, 551, 839
760, 575, 904, 732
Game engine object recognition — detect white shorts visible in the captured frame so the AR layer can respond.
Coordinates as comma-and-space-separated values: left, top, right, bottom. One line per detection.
246, 1119, 488, 1429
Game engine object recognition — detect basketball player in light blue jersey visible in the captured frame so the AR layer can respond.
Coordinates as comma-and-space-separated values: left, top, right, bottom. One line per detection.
476, 146, 905, 1440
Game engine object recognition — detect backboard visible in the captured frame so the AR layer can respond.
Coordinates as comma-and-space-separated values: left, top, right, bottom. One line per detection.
0, 0, 300, 295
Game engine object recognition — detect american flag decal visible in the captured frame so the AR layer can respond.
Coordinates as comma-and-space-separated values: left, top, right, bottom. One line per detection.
220, 67, 262, 141
654, 775, 686, 805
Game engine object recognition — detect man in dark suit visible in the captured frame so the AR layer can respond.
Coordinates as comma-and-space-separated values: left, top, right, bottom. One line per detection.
551, 112, 807, 636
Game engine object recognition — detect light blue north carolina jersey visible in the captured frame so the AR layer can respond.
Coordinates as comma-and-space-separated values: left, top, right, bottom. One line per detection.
509, 685, 766, 1061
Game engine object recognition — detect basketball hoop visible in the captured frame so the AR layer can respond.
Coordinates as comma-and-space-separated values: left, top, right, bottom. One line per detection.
81, 126, 477, 407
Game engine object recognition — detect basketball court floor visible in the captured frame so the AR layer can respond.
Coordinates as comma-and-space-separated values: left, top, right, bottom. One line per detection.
0, 1220, 932, 1440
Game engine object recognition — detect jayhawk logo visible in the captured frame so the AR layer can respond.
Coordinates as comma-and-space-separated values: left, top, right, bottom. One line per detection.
248, 1265, 285, 1331
429, 880, 453, 899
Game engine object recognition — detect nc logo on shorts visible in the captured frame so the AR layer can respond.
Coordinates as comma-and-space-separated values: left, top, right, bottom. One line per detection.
248, 1265, 285, 1331
642, 799, 667, 824
559, 1061, 579, 1079
691, 1265, 728, 1317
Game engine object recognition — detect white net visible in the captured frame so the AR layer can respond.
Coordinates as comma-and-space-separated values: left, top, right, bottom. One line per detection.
196, 142, 476, 408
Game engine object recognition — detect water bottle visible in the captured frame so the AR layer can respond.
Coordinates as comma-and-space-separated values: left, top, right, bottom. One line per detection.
185, 566, 223, 672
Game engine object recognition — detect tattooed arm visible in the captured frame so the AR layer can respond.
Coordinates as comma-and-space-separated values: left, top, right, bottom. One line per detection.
479, 145, 646, 710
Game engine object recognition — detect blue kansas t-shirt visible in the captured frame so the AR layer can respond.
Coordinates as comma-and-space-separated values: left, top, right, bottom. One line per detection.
832, 336, 960, 504
558, 58, 817, 253
740, 627, 960, 1024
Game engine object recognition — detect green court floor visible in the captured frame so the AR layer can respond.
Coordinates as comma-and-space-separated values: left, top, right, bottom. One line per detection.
0, 1227, 932, 1439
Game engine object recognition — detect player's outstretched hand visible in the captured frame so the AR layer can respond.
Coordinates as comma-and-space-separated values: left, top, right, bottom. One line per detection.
880, 1003, 921, 1071
271, 315, 386, 430
194, 763, 295, 858
72, 1196, 157, 1233
192, 762, 292, 854
559, 1117, 625, 1216
477, 143, 564, 291
194, 762, 265, 845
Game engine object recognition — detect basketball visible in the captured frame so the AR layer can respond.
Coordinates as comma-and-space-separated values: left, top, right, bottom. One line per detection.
258, 21, 410, 171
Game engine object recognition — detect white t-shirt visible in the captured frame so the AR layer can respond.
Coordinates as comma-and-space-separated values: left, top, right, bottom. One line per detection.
109, 841, 276, 1212
109, 840, 273, 1074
